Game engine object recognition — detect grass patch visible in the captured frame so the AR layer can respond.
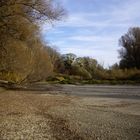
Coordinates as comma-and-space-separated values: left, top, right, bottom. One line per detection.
46, 74, 140, 85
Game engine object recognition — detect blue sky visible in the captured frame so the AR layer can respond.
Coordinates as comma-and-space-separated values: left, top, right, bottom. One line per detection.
41, 0, 140, 67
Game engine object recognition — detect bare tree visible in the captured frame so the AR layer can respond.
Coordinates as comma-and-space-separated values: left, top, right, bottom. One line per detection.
0, 0, 65, 83
45, 46, 64, 73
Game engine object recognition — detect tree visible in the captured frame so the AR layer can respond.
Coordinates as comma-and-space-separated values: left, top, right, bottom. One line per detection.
62, 53, 77, 74
109, 63, 119, 70
74, 57, 98, 78
26, 44, 53, 83
0, 39, 33, 83
0, 0, 65, 50
0, 0, 65, 83
46, 46, 65, 73
119, 27, 140, 69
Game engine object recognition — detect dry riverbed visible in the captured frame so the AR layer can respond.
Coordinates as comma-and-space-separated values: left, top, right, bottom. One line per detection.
0, 85, 140, 140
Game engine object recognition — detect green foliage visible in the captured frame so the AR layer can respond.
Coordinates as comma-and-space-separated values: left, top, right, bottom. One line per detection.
61, 53, 77, 74
50, 52, 140, 84
71, 65, 92, 79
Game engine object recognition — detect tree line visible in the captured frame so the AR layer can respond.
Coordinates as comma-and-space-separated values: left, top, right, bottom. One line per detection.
0, 0, 140, 84
47, 27, 140, 83
47, 52, 140, 84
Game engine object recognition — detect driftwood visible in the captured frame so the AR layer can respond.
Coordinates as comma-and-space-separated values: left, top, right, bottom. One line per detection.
0, 80, 17, 89
0, 80, 9, 84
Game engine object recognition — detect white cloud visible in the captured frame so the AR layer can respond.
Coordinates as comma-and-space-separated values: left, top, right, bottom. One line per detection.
56, 0, 140, 28
68, 35, 118, 42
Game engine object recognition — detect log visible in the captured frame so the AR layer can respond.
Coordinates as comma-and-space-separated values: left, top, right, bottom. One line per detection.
0, 80, 9, 84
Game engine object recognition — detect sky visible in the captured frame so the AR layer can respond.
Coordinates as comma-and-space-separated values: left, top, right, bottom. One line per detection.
41, 0, 140, 67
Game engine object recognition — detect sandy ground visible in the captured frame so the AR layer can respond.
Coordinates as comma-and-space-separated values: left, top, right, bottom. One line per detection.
0, 85, 140, 140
